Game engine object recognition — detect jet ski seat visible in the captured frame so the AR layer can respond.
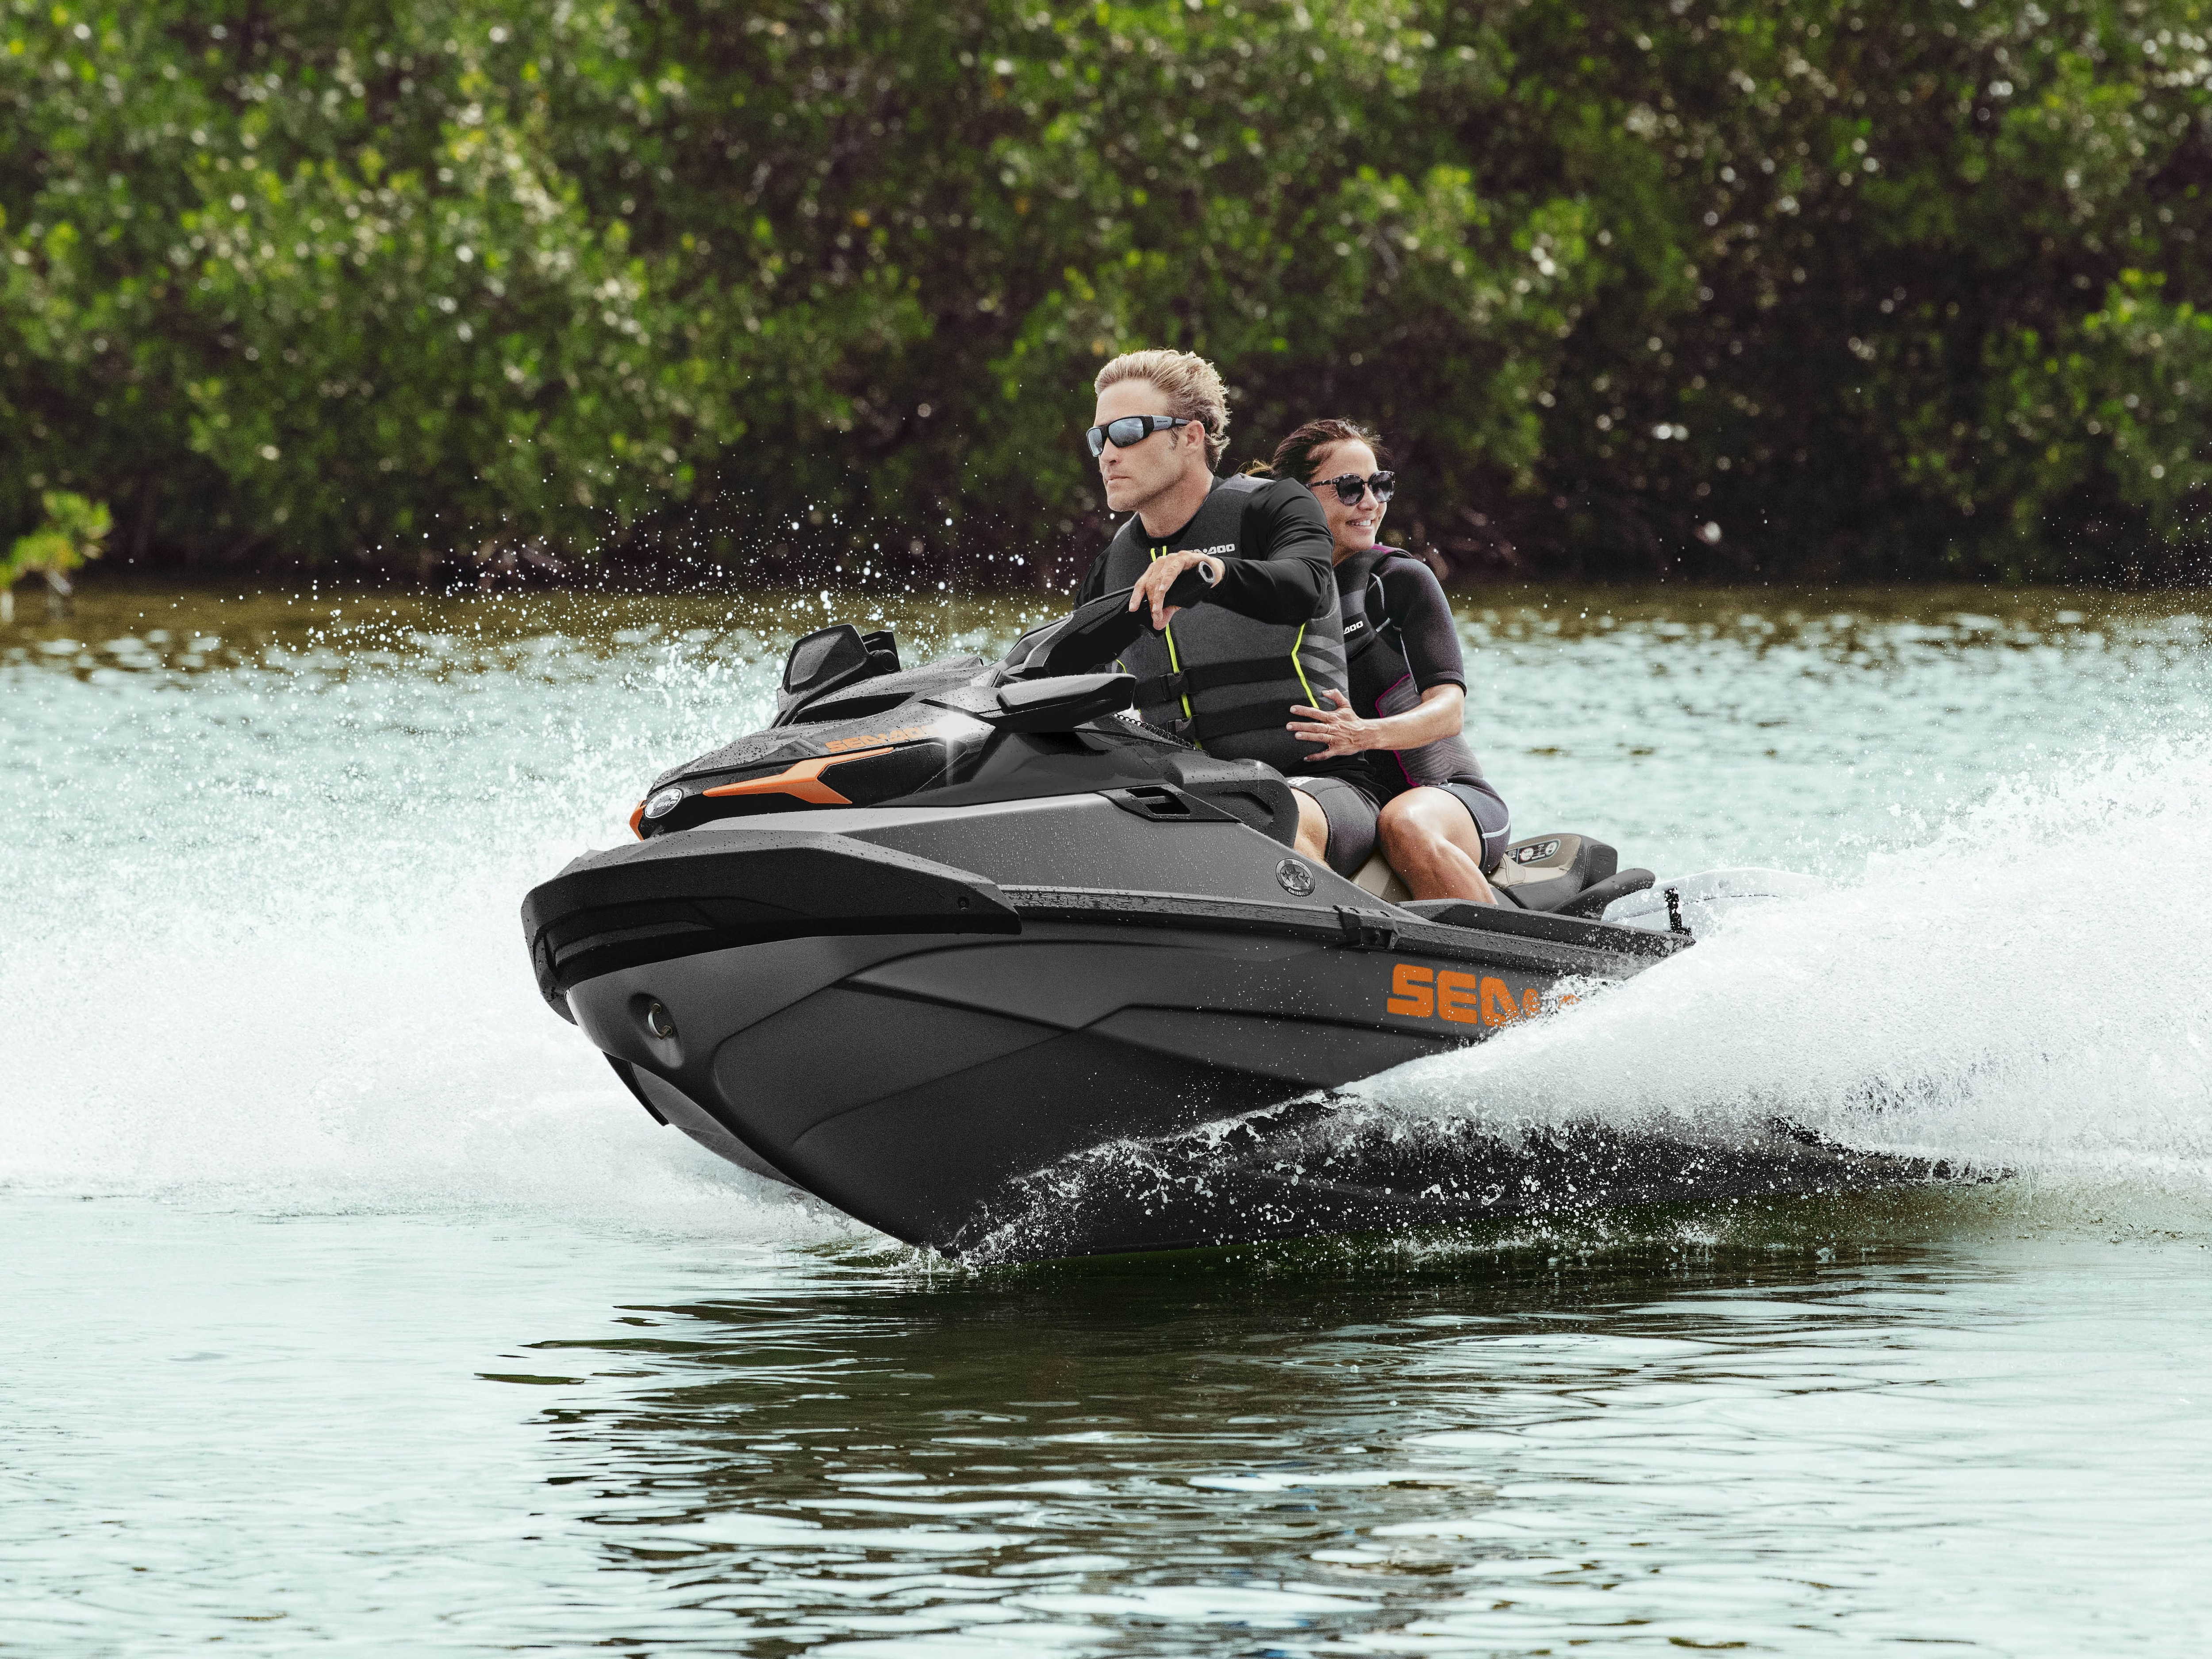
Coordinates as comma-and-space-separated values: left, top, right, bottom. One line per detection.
1349, 850, 1417, 904
1360, 832, 1656, 922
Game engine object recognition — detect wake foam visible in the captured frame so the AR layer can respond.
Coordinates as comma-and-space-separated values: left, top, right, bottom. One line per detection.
1354, 734, 2212, 1189
0, 640, 857, 1238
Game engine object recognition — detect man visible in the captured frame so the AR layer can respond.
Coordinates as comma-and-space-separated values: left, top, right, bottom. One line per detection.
1072, 349, 1379, 875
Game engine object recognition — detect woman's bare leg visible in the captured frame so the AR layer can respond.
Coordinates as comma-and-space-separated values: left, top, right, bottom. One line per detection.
1378, 788, 1498, 903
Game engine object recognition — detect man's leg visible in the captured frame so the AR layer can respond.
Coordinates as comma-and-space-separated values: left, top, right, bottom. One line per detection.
1291, 788, 1330, 864
1378, 787, 1498, 903
1286, 777, 1379, 875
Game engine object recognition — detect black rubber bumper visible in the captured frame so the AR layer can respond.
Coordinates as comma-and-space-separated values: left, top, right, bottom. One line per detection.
520, 827, 1022, 1019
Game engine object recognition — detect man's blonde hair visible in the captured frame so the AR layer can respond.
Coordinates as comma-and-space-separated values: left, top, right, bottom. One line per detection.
1094, 349, 1230, 469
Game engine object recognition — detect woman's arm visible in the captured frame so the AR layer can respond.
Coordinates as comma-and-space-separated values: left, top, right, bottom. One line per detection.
1287, 683, 1465, 760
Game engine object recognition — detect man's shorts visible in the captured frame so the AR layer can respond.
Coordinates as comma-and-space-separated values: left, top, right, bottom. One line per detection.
1285, 773, 1382, 877
1434, 778, 1513, 875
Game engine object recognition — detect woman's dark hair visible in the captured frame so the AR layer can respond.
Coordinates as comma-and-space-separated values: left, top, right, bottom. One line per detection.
1261, 419, 1392, 485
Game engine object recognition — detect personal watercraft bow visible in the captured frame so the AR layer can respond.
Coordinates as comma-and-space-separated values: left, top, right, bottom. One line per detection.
522, 591, 1947, 1260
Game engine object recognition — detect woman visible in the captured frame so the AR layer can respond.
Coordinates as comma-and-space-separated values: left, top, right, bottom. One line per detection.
1274, 419, 1510, 903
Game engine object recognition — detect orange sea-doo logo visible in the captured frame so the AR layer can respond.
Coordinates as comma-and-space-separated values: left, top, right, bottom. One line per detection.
1384, 963, 1544, 1026
822, 724, 939, 753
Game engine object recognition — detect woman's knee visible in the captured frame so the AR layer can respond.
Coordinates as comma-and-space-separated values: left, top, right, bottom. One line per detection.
1378, 792, 1441, 858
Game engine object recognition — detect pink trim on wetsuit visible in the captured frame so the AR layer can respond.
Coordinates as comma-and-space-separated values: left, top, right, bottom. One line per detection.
1371, 671, 1421, 790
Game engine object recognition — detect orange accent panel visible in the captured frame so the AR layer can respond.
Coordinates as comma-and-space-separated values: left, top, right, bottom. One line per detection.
701, 746, 895, 807
629, 801, 646, 839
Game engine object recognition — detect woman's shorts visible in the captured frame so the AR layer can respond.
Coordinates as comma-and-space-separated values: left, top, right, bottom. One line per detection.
1284, 773, 1382, 876
1433, 779, 1513, 874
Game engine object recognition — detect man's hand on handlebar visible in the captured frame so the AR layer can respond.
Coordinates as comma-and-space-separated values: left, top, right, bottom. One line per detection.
1126, 551, 1222, 630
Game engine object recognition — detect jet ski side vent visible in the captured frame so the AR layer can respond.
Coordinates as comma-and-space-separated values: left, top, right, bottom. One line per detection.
1097, 776, 1299, 847
1100, 784, 1242, 825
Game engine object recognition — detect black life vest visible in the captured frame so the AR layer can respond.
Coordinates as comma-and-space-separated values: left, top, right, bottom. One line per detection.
1095, 475, 1350, 775
1334, 546, 1487, 797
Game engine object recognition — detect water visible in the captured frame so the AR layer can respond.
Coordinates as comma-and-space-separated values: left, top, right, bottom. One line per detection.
4, 581, 2210, 1653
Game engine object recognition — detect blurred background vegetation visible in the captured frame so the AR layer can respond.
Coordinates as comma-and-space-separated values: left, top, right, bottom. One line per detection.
4, 0, 2208, 590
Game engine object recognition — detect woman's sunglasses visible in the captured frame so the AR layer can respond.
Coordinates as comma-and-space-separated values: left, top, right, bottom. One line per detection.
1314, 471, 1396, 506
1083, 414, 1188, 457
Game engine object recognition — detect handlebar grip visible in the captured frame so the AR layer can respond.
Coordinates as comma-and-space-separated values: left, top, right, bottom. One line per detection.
1160, 565, 1214, 611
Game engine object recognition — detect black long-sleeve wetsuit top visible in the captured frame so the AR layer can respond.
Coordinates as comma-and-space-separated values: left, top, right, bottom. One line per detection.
1073, 474, 1367, 782
1071, 475, 1334, 621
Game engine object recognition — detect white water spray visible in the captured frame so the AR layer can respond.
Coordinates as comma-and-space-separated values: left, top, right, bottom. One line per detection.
1356, 735, 2212, 1195
0, 628, 853, 1234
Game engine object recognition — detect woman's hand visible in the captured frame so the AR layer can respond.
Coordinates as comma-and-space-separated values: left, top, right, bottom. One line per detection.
1287, 688, 1379, 759
1127, 550, 1220, 629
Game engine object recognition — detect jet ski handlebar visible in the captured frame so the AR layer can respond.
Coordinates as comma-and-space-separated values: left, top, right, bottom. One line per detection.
771, 576, 1200, 733
996, 572, 1208, 684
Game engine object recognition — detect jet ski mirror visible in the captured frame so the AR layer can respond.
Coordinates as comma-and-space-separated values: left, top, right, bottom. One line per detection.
775, 624, 902, 726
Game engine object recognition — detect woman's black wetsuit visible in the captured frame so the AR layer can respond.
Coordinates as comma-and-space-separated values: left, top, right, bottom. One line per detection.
1332, 547, 1512, 872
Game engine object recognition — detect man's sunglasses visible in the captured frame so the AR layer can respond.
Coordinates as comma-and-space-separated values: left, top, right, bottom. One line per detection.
1314, 471, 1396, 505
1083, 414, 1190, 457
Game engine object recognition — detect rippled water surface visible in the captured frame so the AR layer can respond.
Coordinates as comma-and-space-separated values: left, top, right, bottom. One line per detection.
5, 580, 2210, 1654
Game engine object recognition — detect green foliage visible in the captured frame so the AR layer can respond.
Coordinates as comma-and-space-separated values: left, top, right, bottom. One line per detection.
3, 489, 110, 591
2, 0, 2207, 584
1967, 273, 2212, 561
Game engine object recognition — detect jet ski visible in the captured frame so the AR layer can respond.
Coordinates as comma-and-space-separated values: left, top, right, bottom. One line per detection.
522, 584, 1947, 1260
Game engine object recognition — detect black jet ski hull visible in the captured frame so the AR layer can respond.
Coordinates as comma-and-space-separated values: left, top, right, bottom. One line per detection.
533, 796, 1705, 1256
575, 918, 1536, 1251
569, 902, 1955, 1260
